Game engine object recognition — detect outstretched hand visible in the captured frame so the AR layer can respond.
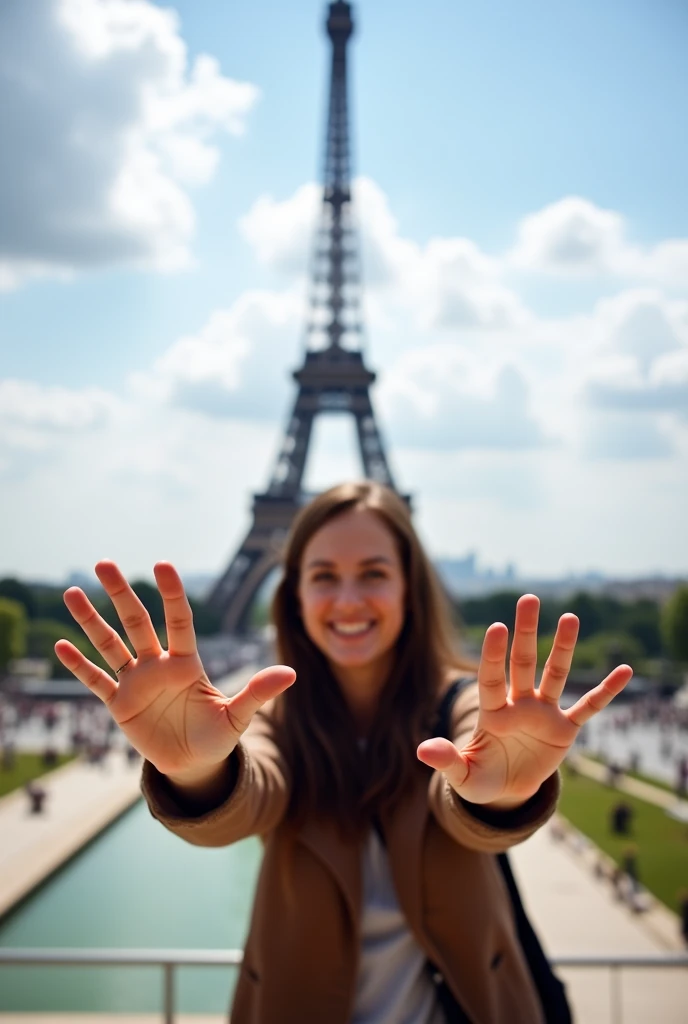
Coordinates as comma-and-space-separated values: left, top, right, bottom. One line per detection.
417, 594, 632, 809
55, 561, 295, 780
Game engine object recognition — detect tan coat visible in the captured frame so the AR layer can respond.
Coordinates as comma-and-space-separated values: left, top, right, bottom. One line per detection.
141, 682, 559, 1024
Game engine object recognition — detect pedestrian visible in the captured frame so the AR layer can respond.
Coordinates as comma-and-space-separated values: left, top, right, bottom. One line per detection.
678, 889, 688, 947
24, 780, 47, 814
55, 481, 634, 1024
677, 755, 688, 799
1, 739, 16, 772
610, 801, 633, 836
41, 745, 58, 769
622, 844, 641, 911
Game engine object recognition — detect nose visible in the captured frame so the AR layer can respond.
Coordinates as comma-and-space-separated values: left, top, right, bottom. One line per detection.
332, 580, 366, 611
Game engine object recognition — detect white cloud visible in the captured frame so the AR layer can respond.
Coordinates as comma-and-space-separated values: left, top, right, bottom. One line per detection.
0, 400, 280, 580
548, 290, 688, 461
510, 196, 624, 273
0, 378, 119, 431
239, 183, 320, 273
509, 196, 688, 288
130, 288, 304, 418
379, 347, 548, 451
579, 291, 688, 456
0, 0, 258, 289
0, 378, 122, 477
581, 413, 675, 460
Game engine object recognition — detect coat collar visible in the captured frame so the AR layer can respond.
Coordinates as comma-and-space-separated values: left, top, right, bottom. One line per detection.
298, 769, 430, 935
299, 815, 362, 927
381, 770, 429, 933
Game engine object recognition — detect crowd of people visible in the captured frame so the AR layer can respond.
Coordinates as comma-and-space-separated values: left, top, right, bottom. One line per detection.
0, 694, 139, 793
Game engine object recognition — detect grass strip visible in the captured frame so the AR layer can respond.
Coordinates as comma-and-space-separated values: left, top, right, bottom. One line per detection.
559, 763, 688, 914
0, 752, 75, 798
584, 752, 678, 795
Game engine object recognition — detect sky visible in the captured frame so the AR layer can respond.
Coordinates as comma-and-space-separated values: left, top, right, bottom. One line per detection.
1, 0, 687, 585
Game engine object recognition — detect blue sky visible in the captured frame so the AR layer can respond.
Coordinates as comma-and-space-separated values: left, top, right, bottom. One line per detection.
1, 0, 687, 582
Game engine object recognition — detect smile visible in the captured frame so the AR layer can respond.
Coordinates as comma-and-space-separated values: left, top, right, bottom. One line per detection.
329, 621, 375, 638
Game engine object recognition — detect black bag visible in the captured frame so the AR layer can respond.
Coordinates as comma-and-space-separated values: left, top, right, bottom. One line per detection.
431, 678, 573, 1024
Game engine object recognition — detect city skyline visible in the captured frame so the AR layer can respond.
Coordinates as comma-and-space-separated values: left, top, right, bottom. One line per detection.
1, 0, 687, 582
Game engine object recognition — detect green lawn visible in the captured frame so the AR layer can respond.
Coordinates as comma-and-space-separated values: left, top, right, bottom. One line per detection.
559, 763, 688, 914
0, 751, 75, 798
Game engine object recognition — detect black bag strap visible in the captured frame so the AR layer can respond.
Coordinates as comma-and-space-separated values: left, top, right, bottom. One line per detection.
434, 677, 473, 740
434, 679, 573, 1024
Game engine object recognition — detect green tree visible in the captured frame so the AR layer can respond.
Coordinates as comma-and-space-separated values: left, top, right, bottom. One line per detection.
620, 599, 662, 657
456, 592, 522, 632
131, 580, 165, 630
0, 598, 27, 671
567, 592, 604, 639
572, 631, 644, 671
0, 578, 37, 618
189, 598, 222, 636
26, 618, 109, 678
662, 585, 688, 663
33, 586, 81, 627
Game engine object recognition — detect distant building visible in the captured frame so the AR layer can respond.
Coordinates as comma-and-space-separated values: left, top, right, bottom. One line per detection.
435, 557, 685, 602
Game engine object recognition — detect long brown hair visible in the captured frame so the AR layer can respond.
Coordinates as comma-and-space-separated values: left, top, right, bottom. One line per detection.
271, 480, 473, 832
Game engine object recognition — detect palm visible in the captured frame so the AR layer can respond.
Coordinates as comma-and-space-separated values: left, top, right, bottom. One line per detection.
105, 654, 234, 774
418, 595, 633, 808
55, 561, 294, 776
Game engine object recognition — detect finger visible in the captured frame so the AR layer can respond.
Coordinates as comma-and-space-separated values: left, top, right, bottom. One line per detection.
153, 562, 197, 657
225, 665, 296, 734
95, 560, 162, 658
509, 594, 539, 698
417, 737, 470, 792
565, 665, 634, 727
476, 622, 508, 712
54, 640, 118, 705
538, 613, 579, 703
63, 587, 133, 671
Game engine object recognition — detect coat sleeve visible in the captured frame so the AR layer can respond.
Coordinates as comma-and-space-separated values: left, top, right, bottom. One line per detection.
428, 680, 560, 853
140, 707, 290, 847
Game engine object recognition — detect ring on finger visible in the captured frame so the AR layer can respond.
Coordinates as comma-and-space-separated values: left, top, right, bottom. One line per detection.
115, 658, 133, 675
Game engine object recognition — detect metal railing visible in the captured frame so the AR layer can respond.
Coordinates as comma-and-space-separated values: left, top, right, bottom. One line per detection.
1, 948, 687, 1024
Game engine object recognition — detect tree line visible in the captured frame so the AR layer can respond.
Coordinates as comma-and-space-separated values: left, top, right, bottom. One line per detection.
1, 575, 687, 679
0, 578, 221, 676
453, 588, 688, 674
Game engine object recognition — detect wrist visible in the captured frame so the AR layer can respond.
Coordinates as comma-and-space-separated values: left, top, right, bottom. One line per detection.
483, 788, 540, 812
166, 759, 229, 792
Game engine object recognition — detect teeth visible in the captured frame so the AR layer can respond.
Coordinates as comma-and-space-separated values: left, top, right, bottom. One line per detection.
332, 622, 371, 636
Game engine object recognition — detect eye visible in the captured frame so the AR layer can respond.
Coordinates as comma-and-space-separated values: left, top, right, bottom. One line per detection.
362, 568, 386, 580
311, 571, 337, 583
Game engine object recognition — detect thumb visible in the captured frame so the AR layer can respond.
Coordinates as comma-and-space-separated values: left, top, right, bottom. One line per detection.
225, 664, 296, 733
417, 737, 470, 793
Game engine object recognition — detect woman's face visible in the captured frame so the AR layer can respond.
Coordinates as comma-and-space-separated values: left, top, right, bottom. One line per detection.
297, 507, 406, 678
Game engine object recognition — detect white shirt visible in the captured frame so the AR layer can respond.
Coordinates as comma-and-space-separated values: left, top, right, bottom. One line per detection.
351, 827, 445, 1024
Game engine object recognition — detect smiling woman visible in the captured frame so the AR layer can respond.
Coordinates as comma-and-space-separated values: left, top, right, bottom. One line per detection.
55, 479, 633, 1024
271, 483, 474, 835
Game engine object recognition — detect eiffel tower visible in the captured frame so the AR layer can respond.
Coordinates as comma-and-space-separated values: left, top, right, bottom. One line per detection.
207, 1, 404, 633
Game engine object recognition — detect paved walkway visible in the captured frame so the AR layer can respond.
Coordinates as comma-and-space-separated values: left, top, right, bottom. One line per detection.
572, 751, 688, 818
511, 818, 687, 1023
0, 753, 142, 919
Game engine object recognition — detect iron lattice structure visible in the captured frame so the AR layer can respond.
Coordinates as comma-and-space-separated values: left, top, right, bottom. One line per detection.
207, 2, 404, 633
